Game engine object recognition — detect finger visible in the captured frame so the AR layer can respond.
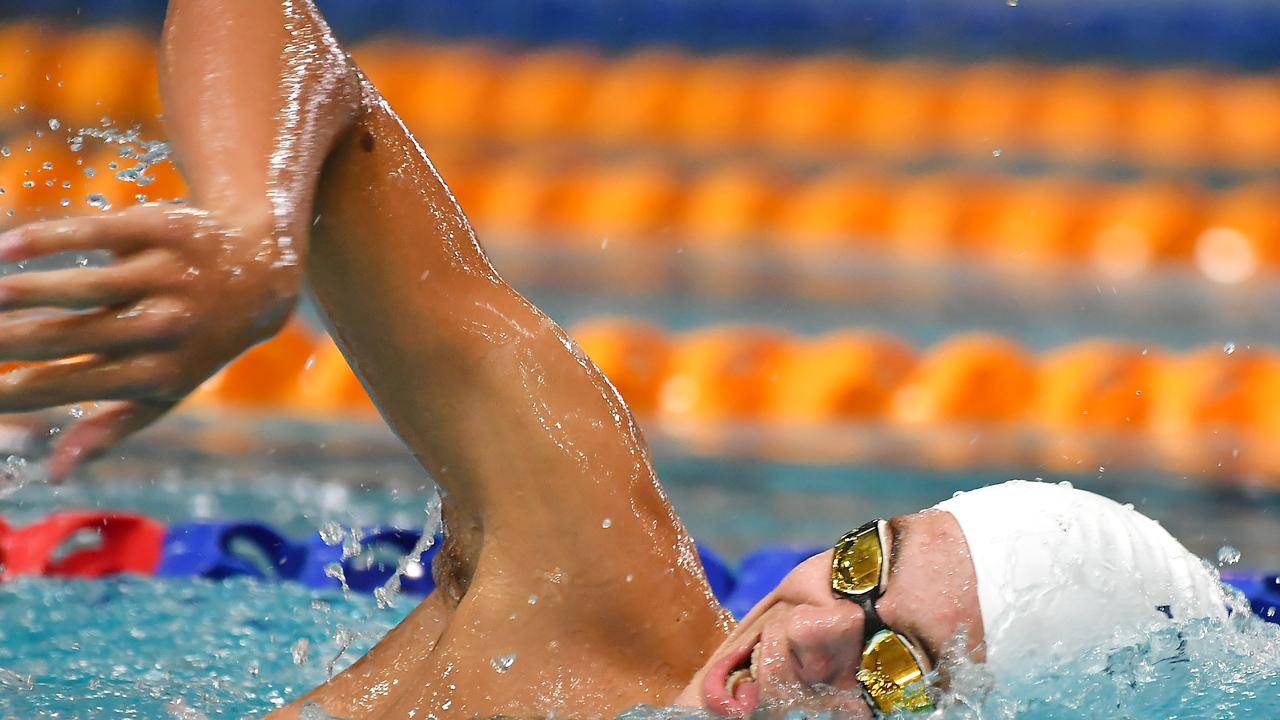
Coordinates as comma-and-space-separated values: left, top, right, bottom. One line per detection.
0, 354, 181, 413
48, 399, 172, 482
0, 300, 190, 361
0, 205, 175, 262
0, 249, 176, 311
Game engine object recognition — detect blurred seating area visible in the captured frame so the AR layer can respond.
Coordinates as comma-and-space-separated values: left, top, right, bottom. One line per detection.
0, 6, 1278, 477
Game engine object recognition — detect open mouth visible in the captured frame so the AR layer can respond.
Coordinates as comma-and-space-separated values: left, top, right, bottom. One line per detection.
703, 636, 763, 716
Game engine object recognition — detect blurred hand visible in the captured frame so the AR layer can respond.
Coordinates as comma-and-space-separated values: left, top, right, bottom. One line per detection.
0, 203, 303, 480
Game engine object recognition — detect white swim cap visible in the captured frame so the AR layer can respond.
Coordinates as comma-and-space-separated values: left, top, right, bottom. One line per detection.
934, 479, 1225, 673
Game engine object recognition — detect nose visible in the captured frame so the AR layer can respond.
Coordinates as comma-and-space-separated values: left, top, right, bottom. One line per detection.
782, 601, 865, 689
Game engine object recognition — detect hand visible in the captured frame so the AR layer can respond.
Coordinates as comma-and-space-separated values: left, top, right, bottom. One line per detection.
0, 203, 303, 480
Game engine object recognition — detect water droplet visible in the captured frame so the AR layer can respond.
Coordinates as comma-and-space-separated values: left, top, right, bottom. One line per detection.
319, 521, 344, 545
40, 161, 52, 171
0, 455, 31, 500
490, 652, 516, 673
601, 517, 612, 529
1218, 545, 1241, 566
291, 638, 310, 666
86, 193, 111, 211
1224, 341, 1236, 355
991, 148, 1003, 158
48, 118, 60, 130
1006, 0, 1018, 6
20, 181, 32, 189
527, 594, 538, 605
83, 167, 96, 178
59, 198, 70, 207
1058, 480, 1074, 489
68, 405, 84, 419
0, 147, 8, 157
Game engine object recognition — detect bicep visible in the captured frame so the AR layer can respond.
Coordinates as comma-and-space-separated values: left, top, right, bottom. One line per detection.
304, 82, 690, 593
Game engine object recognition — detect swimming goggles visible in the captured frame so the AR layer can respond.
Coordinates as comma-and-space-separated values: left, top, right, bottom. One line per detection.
831, 519, 935, 716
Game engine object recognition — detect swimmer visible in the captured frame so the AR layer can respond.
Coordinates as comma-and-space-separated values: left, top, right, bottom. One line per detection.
0, 2, 1226, 718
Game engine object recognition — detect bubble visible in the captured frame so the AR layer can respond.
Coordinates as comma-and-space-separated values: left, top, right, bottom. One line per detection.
528, 594, 538, 605
1224, 341, 1236, 355
86, 193, 111, 211
48, 118, 60, 131
992, 148, 1003, 157
601, 517, 612, 529
0, 146, 8, 157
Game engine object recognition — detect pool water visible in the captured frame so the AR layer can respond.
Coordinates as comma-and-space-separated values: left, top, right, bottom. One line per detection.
2, 431, 1280, 717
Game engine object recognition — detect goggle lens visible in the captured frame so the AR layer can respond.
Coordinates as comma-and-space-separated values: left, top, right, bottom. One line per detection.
857, 629, 934, 714
831, 524, 884, 597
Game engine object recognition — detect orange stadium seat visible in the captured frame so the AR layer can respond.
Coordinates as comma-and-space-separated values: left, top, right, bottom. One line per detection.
660, 326, 792, 421
43, 27, 161, 129
581, 48, 686, 148
492, 47, 599, 144
770, 331, 915, 422
572, 318, 672, 415
756, 55, 865, 156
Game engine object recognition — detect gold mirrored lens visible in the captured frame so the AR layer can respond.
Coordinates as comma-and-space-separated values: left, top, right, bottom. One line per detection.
831, 524, 884, 597
856, 630, 933, 714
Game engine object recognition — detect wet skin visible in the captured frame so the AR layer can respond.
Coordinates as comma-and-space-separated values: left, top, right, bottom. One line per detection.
676, 510, 984, 717
0, 1, 982, 718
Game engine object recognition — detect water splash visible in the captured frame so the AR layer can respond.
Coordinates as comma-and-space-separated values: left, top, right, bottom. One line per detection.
74, 124, 171, 191
0, 455, 32, 500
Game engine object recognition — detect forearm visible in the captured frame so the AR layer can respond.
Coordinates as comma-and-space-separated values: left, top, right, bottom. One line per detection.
159, 0, 358, 269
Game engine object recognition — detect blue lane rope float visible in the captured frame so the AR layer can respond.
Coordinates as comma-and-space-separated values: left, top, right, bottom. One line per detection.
2, 511, 1278, 625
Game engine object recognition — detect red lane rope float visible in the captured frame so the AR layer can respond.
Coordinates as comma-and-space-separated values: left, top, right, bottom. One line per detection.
0, 511, 165, 580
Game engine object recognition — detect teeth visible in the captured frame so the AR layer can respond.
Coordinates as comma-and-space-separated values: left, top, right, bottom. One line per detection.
725, 642, 763, 695
726, 668, 752, 695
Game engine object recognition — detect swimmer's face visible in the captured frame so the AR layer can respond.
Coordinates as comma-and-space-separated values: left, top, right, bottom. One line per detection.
675, 509, 984, 717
